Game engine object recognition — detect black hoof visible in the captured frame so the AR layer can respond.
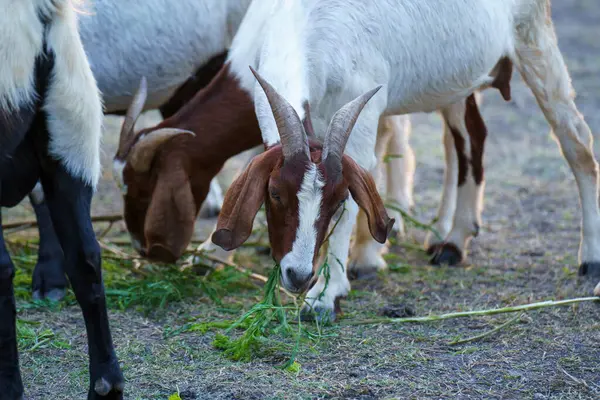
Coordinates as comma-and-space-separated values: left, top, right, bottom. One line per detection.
89, 359, 124, 399
348, 267, 378, 281
31, 257, 68, 301
300, 298, 342, 324
32, 288, 66, 302
300, 305, 336, 324
428, 243, 463, 266
578, 262, 600, 278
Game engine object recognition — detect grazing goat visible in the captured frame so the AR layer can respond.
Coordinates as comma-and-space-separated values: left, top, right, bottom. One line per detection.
26, 0, 253, 301
0, 0, 123, 398
212, 0, 600, 321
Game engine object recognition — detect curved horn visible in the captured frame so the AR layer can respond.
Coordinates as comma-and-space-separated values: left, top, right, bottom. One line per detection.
249, 66, 309, 160
116, 76, 148, 160
322, 85, 383, 161
128, 128, 195, 173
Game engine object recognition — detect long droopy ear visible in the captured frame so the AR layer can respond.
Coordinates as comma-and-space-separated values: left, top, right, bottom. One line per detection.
144, 161, 196, 261
342, 155, 395, 243
212, 148, 281, 250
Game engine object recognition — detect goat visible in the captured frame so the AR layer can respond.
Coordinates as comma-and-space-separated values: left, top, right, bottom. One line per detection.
25, 0, 253, 301
0, 0, 123, 397
212, 0, 600, 322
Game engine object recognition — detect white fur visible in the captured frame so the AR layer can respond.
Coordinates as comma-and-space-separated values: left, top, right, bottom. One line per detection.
44, 0, 104, 187
305, 197, 357, 312
30, 182, 46, 205
77, 0, 252, 112
280, 163, 324, 289
232, 0, 600, 301
425, 121, 459, 248
0, 0, 47, 111
0, 0, 103, 187
203, 178, 224, 214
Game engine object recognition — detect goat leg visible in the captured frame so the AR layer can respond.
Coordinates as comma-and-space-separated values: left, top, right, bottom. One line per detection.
29, 182, 68, 301
0, 200, 25, 400
39, 162, 124, 399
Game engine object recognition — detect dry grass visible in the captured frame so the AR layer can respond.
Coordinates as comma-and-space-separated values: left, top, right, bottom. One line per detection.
4, 1, 600, 399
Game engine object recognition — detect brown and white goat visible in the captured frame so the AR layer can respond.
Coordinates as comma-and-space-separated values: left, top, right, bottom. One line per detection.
113, 68, 263, 263
212, 0, 600, 322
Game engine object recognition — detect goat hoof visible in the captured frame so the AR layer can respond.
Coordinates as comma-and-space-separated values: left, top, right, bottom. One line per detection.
578, 262, 600, 278
300, 305, 336, 324
300, 297, 342, 324
33, 288, 66, 302
31, 258, 67, 301
348, 267, 378, 281
90, 360, 124, 399
428, 243, 463, 266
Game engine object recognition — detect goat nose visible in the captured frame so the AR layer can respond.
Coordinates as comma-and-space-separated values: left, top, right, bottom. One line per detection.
286, 268, 313, 290
146, 244, 178, 264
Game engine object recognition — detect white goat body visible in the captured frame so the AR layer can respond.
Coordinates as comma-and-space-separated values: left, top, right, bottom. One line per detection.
78, 0, 251, 112
0, 0, 103, 187
220, 0, 600, 315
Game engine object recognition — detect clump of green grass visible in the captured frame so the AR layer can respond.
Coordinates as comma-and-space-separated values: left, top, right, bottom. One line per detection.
8, 239, 256, 315
212, 264, 294, 362
17, 319, 71, 352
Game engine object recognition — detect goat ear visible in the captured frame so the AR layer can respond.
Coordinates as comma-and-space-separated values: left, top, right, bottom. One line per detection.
342, 155, 395, 243
212, 148, 281, 250
144, 162, 196, 261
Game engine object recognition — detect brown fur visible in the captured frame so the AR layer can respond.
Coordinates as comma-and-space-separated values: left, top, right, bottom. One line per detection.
213, 138, 394, 271
449, 124, 469, 186
491, 57, 513, 102
121, 63, 263, 262
464, 94, 487, 185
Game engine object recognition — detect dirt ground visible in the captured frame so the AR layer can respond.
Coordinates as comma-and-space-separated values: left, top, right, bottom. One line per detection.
4, 1, 600, 399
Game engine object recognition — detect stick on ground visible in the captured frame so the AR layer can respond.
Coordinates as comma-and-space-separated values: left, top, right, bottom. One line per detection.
342, 297, 600, 326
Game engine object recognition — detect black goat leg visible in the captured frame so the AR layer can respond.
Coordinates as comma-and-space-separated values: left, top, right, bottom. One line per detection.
39, 164, 124, 399
29, 182, 68, 301
0, 188, 25, 400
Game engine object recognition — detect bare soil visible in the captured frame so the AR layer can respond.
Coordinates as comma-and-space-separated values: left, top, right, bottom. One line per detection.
4, 1, 600, 399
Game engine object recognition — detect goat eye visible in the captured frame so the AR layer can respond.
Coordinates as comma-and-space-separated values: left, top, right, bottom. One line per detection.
270, 191, 281, 202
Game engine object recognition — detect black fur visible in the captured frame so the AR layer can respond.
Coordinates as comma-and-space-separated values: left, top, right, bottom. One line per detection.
0, 20, 123, 399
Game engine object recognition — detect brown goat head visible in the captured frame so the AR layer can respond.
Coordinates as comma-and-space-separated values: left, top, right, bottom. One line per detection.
112, 77, 204, 263
212, 67, 394, 293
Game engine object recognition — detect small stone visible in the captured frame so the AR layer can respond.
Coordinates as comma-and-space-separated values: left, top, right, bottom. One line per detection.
379, 304, 416, 318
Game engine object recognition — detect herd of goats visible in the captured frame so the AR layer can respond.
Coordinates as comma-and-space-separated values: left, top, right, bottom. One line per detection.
1, 0, 599, 398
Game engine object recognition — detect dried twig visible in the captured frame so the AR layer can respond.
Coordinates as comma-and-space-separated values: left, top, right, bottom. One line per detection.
3, 213, 123, 230
97, 221, 115, 239
449, 313, 523, 345
98, 240, 137, 260
342, 297, 600, 326
385, 203, 442, 240
187, 252, 296, 301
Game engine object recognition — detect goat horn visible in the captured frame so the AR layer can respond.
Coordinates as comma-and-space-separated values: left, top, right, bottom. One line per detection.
322, 85, 382, 162
128, 128, 195, 173
116, 76, 148, 160
249, 66, 309, 160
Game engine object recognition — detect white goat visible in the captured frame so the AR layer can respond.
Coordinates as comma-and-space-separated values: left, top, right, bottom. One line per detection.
212, 0, 600, 321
